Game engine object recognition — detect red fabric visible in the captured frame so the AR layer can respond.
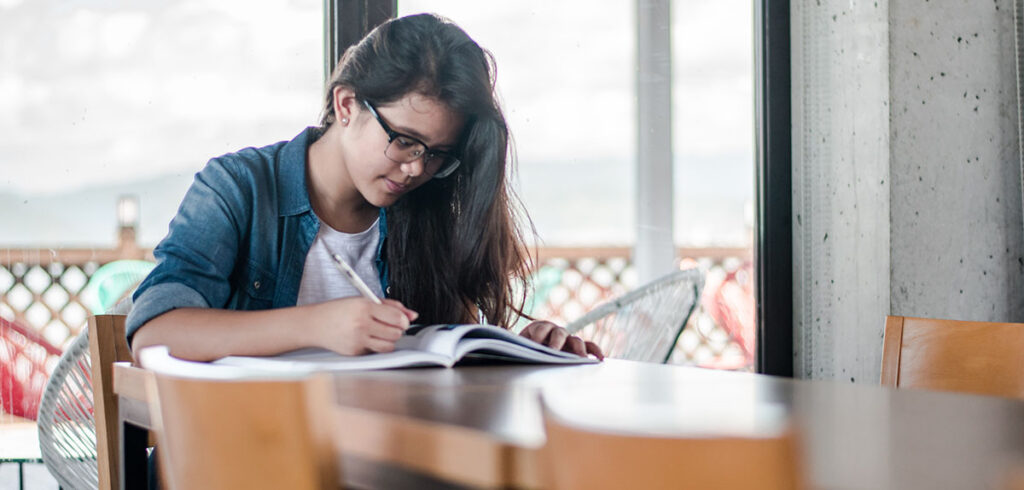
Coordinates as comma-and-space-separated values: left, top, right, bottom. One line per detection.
700, 262, 755, 370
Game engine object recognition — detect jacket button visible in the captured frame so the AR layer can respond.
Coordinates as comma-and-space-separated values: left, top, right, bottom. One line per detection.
254, 280, 261, 289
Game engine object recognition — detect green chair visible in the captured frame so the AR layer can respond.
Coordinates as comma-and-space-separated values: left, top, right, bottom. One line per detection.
83, 260, 154, 314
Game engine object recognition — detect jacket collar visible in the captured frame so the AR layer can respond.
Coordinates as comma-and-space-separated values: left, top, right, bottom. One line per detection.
277, 127, 321, 217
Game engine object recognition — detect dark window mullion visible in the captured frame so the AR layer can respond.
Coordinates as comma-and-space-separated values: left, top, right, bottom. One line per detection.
324, 0, 396, 79
754, 0, 793, 376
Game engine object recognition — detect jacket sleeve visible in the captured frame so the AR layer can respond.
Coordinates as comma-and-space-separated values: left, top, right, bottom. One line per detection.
125, 157, 250, 344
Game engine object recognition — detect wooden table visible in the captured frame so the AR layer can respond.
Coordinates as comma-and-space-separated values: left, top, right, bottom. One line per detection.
114, 360, 1024, 489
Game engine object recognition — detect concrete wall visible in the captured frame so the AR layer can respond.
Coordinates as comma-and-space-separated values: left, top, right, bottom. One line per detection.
792, 0, 1024, 381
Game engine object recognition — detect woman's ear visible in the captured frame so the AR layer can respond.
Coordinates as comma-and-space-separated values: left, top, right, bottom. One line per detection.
333, 86, 359, 125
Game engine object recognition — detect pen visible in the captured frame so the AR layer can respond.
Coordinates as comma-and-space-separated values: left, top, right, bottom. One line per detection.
330, 253, 383, 304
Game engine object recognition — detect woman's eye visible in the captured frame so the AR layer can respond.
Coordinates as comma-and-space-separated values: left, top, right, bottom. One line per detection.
395, 136, 417, 149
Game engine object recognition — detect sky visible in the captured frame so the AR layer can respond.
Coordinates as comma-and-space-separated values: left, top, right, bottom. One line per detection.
0, 0, 754, 247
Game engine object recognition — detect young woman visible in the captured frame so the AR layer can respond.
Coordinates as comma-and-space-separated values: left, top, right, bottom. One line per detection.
128, 13, 603, 361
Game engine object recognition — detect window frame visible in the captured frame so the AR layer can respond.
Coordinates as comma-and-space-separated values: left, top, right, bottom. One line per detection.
754, 0, 793, 376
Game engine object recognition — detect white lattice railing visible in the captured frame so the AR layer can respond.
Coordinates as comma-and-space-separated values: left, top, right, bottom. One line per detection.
1, 233, 753, 369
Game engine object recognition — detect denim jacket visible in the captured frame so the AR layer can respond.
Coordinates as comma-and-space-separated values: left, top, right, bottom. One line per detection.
126, 127, 389, 342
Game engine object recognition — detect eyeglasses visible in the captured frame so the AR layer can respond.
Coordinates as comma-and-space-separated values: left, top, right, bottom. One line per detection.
362, 100, 461, 179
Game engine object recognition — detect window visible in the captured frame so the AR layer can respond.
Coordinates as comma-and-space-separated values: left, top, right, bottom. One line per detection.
398, 1, 756, 369
0, 0, 322, 345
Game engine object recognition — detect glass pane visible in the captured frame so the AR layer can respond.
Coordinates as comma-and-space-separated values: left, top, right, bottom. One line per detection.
2, 1, 322, 247
399, 1, 755, 370
672, 1, 755, 370
0, 1, 322, 350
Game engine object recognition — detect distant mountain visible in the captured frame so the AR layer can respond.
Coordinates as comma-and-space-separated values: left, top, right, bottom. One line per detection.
0, 172, 196, 248
0, 157, 751, 250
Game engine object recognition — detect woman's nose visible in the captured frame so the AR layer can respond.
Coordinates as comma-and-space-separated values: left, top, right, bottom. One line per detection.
401, 157, 425, 178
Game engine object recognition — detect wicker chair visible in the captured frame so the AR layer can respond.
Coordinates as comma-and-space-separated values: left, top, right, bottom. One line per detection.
36, 327, 98, 489
566, 268, 704, 363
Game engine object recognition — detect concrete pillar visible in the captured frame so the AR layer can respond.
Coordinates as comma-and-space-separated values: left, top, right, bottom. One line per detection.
635, 0, 675, 285
792, 0, 1024, 382
793, 0, 891, 382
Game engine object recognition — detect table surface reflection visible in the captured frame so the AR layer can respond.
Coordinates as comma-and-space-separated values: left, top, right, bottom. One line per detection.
114, 359, 1024, 489
326, 359, 1024, 490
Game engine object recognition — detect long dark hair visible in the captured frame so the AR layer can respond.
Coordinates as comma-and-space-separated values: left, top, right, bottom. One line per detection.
320, 13, 533, 327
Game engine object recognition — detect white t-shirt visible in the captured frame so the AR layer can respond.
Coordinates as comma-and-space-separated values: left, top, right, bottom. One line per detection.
296, 217, 384, 306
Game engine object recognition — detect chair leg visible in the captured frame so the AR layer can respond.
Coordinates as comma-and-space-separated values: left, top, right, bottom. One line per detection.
121, 422, 149, 490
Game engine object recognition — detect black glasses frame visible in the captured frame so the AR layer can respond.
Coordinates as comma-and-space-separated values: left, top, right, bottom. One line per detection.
361, 100, 461, 179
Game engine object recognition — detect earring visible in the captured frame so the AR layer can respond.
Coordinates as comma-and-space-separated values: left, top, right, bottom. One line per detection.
340, 117, 349, 125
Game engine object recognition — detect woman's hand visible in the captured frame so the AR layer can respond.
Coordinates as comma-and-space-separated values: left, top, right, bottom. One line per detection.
519, 320, 604, 360
307, 297, 418, 355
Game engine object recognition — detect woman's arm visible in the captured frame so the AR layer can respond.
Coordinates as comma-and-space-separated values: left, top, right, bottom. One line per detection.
131, 297, 417, 362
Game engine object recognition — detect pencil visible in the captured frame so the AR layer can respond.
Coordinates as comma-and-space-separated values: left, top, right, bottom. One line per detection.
330, 253, 383, 304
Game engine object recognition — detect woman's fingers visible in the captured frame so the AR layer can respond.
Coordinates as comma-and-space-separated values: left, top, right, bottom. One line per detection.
563, 336, 587, 357
522, 321, 557, 343
521, 321, 604, 360
382, 298, 419, 321
369, 323, 405, 342
364, 336, 398, 353
544, 327, 570, 351
370, 302, 413, 329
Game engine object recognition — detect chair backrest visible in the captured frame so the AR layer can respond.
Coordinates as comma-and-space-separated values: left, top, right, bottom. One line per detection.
138, 346, 338, 490
565, 268, 704, 363
881, 316, 1024, 399
90, 314, 133, 490
539, 402, 803, 490
37, 327, 99, 489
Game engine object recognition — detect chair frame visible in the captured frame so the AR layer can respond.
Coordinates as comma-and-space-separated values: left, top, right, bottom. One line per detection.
36, 328, 97, 489
566, 268, 704, 363
89, 314, 134, 490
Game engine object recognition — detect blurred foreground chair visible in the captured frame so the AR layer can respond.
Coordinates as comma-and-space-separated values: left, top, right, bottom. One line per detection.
539, 398, 803, 490
881, 316, 1024, 399
566, 268, 704, 363
1008, 466, 1024, 490
138, 346, 338, 490
37, 314, 133, 490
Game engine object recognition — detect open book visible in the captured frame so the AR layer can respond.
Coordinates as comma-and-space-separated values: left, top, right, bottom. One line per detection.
214, 324, 598, 372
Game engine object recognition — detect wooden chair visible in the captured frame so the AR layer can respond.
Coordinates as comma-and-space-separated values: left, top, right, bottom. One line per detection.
538, 400, 804, 490
1008, 466, 1024, 490
881, 316, 1024, 399
566, 268, 704, 363
137, 346, 338, 490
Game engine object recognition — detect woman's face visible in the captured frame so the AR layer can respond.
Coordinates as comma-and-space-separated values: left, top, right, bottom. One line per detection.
337, 89, 466, 208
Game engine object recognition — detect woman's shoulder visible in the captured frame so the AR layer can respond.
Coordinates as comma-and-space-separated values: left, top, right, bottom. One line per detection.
200, 128, 317, 188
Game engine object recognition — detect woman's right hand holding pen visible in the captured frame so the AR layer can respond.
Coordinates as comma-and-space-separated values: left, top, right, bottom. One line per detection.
306, 297, 418, 355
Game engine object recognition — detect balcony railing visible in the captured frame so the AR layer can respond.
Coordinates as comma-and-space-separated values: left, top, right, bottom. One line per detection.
1, 227, 753, 369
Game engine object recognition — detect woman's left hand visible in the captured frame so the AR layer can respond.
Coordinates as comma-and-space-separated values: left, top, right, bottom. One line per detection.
519, 321, 604, 360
